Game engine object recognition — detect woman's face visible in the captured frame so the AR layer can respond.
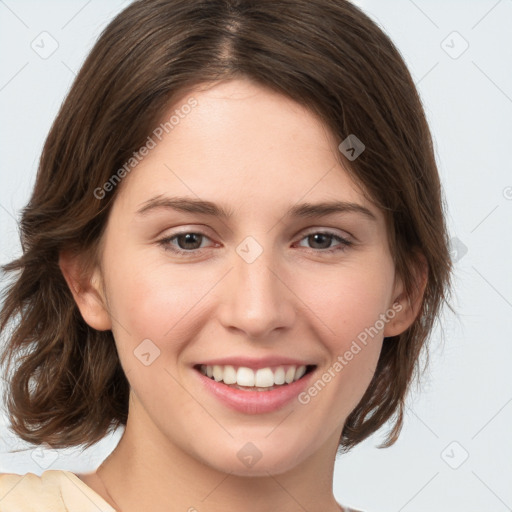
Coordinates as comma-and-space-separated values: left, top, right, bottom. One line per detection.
87, 78, 406, 475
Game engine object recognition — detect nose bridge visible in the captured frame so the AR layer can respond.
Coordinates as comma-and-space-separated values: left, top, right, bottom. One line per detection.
219, 236, 295, 338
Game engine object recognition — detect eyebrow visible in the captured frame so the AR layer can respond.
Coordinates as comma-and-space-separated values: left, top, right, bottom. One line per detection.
136, 195, 377, 221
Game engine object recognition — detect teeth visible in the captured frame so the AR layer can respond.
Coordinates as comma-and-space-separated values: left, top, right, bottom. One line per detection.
295, 365, 306, 380
223, 365, 237, 385
285, 366, 295, 384
255, 368, 274, 387
274, 367, 285, 385
213, 365, 223, 382
198, 364, 309, 388
237, 367, 255, 386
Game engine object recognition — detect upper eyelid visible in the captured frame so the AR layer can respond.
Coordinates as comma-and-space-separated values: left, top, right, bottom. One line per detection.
299, 226, 353, 239
161, 226, 351, 239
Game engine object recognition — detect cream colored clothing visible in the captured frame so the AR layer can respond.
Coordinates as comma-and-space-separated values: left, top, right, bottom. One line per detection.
0, 470, 116, 512
0, 470, 362, 511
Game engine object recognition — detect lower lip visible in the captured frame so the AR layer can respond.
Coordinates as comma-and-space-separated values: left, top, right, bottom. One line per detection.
195, 368, 315, 414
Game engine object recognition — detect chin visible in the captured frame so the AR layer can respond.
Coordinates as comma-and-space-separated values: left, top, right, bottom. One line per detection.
192, 435, 315, 477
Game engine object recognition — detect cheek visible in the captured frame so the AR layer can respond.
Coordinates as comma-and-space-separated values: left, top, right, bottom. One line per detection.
102, 249, 211, 358
291, 260, 393, 409
102, 256, 209, 407
294, 258, 395, 347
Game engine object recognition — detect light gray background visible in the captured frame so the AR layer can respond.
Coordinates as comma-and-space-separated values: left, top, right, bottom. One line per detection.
0, 1, 511, 511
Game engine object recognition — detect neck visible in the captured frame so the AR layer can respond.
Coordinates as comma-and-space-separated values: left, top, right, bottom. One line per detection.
96, 398, 344, 512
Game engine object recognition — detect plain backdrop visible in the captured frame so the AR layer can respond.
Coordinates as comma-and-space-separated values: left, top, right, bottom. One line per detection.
0, 1, 511, 511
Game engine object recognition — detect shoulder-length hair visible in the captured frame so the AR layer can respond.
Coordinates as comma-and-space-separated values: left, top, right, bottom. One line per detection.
0, 0, 451, 451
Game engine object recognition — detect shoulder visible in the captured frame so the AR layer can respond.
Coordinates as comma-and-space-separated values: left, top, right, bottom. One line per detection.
0, 470, 116, 511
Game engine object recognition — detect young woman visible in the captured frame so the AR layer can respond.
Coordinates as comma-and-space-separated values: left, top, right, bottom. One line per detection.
0, 1, 451, 510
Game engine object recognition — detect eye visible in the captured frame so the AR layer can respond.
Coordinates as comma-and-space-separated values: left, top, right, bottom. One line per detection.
295, 231, 353, 253
157, 229, 353, 257
158, 231, 216, 255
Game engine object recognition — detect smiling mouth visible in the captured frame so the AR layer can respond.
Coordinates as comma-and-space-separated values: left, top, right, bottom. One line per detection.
194, 364, 317, 391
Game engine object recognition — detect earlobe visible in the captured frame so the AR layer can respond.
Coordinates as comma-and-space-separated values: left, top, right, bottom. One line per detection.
58, 249, 112, 331
384, 253, 428, 337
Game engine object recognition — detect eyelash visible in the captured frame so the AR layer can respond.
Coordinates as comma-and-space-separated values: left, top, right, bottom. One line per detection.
157, 229, 353, 256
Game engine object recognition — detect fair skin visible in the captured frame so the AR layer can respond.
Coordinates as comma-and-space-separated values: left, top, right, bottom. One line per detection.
61, 78, 421, 512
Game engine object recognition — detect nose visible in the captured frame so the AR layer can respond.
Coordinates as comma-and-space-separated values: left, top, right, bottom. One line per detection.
217, 242, 296, 340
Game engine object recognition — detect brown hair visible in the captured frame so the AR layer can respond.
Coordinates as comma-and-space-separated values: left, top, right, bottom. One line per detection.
0, 0, 451, 452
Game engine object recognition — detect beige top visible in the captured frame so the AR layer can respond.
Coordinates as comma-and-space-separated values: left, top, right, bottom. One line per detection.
0, 470, 362, 511
0, 470, 116, 511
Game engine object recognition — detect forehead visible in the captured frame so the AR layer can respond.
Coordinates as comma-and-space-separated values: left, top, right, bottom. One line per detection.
111, 78, 378, 221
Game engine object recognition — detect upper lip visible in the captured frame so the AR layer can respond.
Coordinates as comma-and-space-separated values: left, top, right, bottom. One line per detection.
194, 356, 316, 370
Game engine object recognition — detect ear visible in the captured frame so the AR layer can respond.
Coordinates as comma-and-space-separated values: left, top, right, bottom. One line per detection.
383, 251, 428, 337
58, 249, 112, 331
